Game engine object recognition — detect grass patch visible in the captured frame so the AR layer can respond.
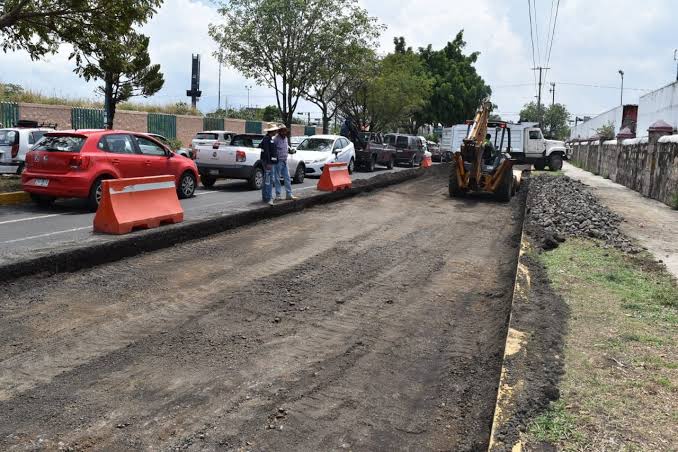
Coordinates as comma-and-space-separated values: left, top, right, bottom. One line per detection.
0, 176, 22, 193
525, 239, 678, 449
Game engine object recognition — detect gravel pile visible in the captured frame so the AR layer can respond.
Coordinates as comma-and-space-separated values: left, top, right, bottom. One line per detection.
526, 174, 640, 253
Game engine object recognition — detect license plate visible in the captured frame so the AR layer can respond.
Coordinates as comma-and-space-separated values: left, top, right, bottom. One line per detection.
34, 178, 49, 187
209, 169, 219, 175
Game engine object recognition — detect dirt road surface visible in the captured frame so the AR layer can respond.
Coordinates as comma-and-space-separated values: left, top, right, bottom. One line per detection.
0, 168, 525, 451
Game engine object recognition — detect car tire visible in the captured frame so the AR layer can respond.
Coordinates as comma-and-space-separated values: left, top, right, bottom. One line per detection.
16, 163, 25, 175
408, 157, 415, 168
549, 154, 563, 171
533, 160, 546, 171
495, 169, 513, 202
449, 166, 463, 198
201, 175, 217, 189
87, 177, 104, 212
368, 156, 376, 172
348, 158, 355, 175
386, 156, 395, 170
249, 166, 264, 190
293, 164, 305, 184
30, 193, 55, 207
178, 171, 197, 199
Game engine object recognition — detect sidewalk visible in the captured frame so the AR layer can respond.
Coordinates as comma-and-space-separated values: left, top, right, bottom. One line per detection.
563, 162, 678, 279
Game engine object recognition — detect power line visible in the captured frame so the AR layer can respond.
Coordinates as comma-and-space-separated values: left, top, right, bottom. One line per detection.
533, 0, 541, 64
545, 0, 561, 70
527, 0, 538, 97
556, 82, 652, 91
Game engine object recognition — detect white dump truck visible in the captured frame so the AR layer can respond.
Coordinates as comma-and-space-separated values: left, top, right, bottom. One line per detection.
441, 121, 569, 171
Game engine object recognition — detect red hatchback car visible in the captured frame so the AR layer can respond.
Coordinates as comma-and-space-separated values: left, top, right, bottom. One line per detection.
22, 130, 199, 211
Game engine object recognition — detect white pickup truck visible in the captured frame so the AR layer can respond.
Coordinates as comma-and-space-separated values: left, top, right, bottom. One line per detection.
195, 133, 306, 190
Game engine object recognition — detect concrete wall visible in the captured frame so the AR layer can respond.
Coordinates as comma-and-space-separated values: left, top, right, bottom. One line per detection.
637, 81, 678, 135
570, 106, 622, 139
570, 139, 678, 207
17, 102, 320, 146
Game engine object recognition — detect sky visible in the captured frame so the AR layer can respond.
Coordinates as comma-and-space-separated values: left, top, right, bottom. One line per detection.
2, 0, 677, 124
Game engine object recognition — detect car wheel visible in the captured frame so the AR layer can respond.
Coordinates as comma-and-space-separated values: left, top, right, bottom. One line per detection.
533, 160, 546, 171
293, 164, 305, 184
87, 177, 104, 212
201, 175, 217, 189
30, 193, 55, 207
549, 154, 563, 171
16, 163, 25, 175
368, 157, 376, 172
386, 156, 395, 170
348, 158, 355, 175
409, 156, 415, 168
178, 171, 197, 199
249, 166, 264, 190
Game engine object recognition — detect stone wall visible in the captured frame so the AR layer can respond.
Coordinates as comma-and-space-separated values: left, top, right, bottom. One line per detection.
17, 102, 321, 146
570, 139, 678, 207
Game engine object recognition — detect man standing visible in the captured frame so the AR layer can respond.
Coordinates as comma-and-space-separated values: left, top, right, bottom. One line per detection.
259, 123, 279, 205
273, 125, 296, 200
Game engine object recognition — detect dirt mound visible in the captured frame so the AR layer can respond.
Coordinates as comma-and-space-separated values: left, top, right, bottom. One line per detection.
526, 174, 640, 253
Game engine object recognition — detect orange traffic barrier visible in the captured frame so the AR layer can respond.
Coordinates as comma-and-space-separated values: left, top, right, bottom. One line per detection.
317, 162, 352, 192
93, 175, 184, 235
422, 155, 433, 168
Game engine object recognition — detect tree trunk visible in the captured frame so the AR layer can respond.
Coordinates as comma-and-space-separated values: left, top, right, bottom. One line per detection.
321, 104, 329, 134
104, 73, 115, 130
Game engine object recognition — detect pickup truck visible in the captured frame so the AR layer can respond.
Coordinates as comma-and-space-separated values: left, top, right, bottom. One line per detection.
355, 132, 396, 171
195, 133, 306, 190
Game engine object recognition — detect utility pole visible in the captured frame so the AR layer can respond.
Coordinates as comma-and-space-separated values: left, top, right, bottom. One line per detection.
674, 49, 678, 82
217, 59, 222, 110
532, 67, 550, 128
618, 70, 624, 106
549, 82, 556, 106
245, 85, 253, 110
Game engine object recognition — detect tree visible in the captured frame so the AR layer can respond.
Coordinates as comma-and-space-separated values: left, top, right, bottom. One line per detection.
72, 33, 164, 129
210, 0, 378, 131
414, 32, 492, 129
596, 122, 615, 140
262, 105, 280, 122
520, 102, 571, 140
0, 0, 161, 59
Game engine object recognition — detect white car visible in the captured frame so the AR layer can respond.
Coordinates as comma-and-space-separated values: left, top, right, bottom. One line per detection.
295, 135, 355, 176
290, 135, 308, 152
0, 126, 54, 174
191, 130, 235, 153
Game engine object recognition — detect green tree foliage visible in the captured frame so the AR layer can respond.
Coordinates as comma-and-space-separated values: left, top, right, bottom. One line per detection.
73, 32, 164, 129
0, 0, 162, 59
414, 32, 491, 129
520, 101, 571, 140
210, 0, 378, 131
596, 121, 615, 140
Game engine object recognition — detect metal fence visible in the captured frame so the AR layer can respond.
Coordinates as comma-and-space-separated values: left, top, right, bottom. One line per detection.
203, 117, 224, 131
245, 120, 262, 134
71, 107, 104, 130
304, 126, 316, 136
147, 113, 177, 138
0, 102, 19, 128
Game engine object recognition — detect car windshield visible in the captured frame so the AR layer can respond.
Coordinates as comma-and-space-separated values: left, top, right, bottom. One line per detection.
395, 136, 409, 148
231, 135, 263, 147
290, 137, 304, 145
297, 138, 333, 152
0, 130, 18, 146
33, 135, 86, 152
384, 135, 395, 146
196, 133, 218, 140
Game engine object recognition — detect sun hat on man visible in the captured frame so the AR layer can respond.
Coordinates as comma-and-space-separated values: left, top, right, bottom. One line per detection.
263, 123, 281, 133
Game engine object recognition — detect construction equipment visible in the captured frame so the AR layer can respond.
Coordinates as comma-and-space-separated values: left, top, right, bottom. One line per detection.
449, 100, 515, 202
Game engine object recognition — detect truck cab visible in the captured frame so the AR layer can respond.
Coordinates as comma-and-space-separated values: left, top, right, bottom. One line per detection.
513, 127, 567, 171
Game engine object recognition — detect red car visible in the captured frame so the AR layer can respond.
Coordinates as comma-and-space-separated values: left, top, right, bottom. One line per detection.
22, 130, 199, 211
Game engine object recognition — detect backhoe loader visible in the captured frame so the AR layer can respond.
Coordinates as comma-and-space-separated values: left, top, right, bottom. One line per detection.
448, 100, 515, 202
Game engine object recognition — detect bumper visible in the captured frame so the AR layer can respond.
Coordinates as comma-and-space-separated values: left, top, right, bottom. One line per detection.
0, 160, 21, 174
304, 161, 327, 174
21, 172, 91, 198
198, 163, 255, 180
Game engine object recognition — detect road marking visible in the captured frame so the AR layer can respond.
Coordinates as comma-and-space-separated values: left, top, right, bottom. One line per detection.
1, 226, 92, 244
194, 191, 221, 197
0, 214, 63, 226
296, 186, 316, 192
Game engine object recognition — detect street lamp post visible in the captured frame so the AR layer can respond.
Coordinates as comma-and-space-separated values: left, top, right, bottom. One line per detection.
674, 49, 678, 82
618, 70, 624, 106
245, 85, 253, 110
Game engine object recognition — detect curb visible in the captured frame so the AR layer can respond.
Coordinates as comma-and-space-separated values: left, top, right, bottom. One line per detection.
0, 166, 437, 282
0, 191, 30, 205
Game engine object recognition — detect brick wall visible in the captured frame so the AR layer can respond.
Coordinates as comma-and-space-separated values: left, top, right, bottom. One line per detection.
224, 119, 247, 134
177, 115, 203, 147
19, 103, 72, 129
113, 110, 148, 133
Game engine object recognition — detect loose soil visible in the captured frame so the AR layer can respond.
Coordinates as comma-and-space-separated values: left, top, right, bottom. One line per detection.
0, 169, 525, 451
0, 175, 21, 193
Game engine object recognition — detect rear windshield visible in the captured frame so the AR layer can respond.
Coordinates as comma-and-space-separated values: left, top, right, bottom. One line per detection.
395, 136, 409, 148
195, 133, 218, 140
231, 135, 263, 147
0, 130, 18, 146
384, 135, 395, 145
33, 135, 86, 152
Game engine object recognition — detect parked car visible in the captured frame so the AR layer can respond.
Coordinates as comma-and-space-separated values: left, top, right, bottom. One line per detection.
428, 141, 442, 162
355, 132, 396, 171
384, 134, 425, 167
0, 125, 55, 175
145, 133, 193, 159
190, 130, 235, 155
294, 135, 355, 176
195, 133, 306, 190
290, 135, 308, 152
22, 130, 199, 210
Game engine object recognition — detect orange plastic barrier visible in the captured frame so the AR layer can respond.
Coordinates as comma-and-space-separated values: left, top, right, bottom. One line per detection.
317, 162, 352, 192
93, 175, 184, 235
422, 155, 433, 168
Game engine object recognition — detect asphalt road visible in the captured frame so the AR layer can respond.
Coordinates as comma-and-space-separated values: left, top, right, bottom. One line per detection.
0, 165, 418, 264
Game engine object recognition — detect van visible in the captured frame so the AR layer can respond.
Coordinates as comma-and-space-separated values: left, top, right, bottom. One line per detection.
384, 134, 424, 167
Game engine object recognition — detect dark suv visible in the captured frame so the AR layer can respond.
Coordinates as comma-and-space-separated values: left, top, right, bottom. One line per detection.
355, 132, 396, 171
385, 134, 425, 167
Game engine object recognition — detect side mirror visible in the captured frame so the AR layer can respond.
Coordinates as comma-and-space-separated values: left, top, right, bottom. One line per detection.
289, 149, 297, 155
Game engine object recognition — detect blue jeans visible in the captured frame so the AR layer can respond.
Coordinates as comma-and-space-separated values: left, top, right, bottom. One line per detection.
262, 165, 273, 201
273, 160, 292, 197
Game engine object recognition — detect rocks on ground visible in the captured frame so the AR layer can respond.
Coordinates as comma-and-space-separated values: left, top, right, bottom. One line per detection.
526, 174, 641, 253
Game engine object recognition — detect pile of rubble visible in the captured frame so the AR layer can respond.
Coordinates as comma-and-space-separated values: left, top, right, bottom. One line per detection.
526, 174, 640, 253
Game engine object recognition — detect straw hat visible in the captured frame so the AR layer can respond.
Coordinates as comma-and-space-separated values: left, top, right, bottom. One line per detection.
263, 122, 281, 133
